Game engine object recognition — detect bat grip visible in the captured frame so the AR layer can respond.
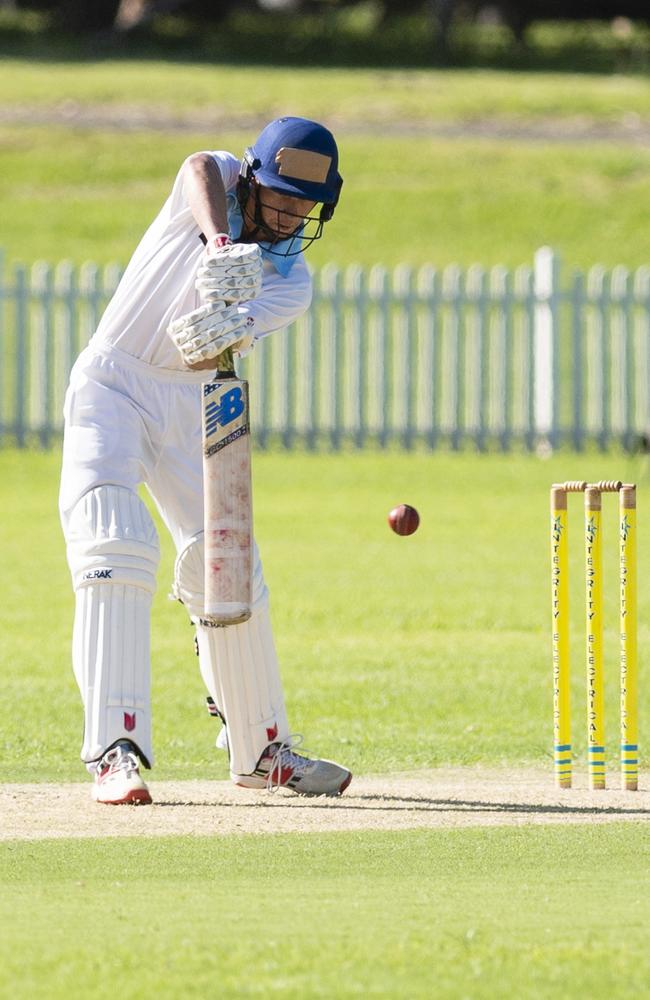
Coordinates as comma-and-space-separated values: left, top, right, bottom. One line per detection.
215, 347, 235, 376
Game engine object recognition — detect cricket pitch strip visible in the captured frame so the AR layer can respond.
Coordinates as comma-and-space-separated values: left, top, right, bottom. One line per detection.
1, 768, 649, 841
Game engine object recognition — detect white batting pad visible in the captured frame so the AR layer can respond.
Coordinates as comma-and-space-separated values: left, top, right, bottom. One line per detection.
172, 533, 285, 774
172, 531, 267, 620
66, 486, 160, 766
195, 605, 289, 778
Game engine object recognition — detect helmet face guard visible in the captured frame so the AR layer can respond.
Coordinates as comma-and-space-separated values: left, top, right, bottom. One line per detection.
237, 117, 343, 258
236, 173, 330, 257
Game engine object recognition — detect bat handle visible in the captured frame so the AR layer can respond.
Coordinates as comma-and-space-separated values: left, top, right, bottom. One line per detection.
215, 347, 235, 377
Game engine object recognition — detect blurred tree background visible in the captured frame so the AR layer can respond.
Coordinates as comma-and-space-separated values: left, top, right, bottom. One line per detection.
2, 0, 650, 70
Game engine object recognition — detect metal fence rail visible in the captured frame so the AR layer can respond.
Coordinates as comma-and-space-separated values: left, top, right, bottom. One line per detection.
1, 248, 650, 451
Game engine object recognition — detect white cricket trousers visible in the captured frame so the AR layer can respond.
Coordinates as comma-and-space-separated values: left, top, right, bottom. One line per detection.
59, 341, 287, 775
60, 342, 208, 548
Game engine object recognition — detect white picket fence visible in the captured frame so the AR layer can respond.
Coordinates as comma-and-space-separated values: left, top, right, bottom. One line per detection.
1, 247, 650, 450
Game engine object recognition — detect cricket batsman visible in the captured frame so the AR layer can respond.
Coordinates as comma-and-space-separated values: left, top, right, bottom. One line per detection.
59, 116, 352, 804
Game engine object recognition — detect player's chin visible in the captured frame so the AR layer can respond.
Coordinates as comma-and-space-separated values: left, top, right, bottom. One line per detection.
264, 225, 299, 242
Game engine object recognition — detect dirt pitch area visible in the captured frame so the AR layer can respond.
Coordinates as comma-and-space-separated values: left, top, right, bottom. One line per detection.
1, 768, 649, 841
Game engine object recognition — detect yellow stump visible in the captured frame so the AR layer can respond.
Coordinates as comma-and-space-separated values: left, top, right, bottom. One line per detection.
551, 486, 571, 788
585, 486, 605, 789
620, 485, 638, 791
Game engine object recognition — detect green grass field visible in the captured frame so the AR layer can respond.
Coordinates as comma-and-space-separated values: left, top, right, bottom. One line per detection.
2, 826, 650, 999
5, 124, 650, 270
3, 59, 650, 268
3, 447, 649, 997
4, 59, 650, 120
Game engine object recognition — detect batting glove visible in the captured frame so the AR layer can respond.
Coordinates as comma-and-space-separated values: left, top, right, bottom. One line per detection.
168, 301, 254, 367
196, 243, 263, 304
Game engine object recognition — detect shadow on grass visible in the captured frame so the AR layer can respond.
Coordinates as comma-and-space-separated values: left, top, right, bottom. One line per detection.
2, 11, 650, 75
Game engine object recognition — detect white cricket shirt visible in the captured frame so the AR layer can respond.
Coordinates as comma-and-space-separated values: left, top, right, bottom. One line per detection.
92, 151, 313, 375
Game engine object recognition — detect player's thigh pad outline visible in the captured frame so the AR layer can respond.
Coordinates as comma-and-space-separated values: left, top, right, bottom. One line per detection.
172, 532, 267, 620
66, 486, 160, 766
174, 534, 288, 776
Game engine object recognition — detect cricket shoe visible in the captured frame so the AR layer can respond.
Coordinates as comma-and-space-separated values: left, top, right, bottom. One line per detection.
235, 737, 352, 796
91, 741, 152, 805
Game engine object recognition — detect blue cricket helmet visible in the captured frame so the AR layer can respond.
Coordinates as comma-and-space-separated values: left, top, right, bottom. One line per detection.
237, 116, 343, 257
242, 116, 343, 209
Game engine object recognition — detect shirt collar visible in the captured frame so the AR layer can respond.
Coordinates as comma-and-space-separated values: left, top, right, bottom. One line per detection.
226, 195, 301, 278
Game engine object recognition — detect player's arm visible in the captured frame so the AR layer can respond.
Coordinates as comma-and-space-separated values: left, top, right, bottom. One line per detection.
182, 153, 261, 299
183, 152, 232, 253
171, 154, 263, 370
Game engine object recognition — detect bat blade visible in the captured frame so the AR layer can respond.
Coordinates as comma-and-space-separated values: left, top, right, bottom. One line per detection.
202, 356, 252, 625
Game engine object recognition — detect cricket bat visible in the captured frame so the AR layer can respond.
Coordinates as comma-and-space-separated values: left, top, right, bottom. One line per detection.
202, 347, 252, 625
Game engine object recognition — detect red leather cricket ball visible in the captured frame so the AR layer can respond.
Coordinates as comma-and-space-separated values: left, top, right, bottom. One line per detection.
388, 503, 420, 536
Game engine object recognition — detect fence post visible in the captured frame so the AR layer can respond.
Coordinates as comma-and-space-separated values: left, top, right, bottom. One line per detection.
570, 270, 585, 452
31, 261, 55, 447
417, 265, 438, 450
56, 261, 78, 384
15, 264, 28, 448
490, 265, 511, 451
345, 265, 365, 448
394, 264, 414, 449
368, 266, 389, 448
319, 264, 342, 450
466, 264, 487, 451
534, 247, 560, 450
587, 265, 609, 450
633, 267, 650, 444
444, 265, 463, 450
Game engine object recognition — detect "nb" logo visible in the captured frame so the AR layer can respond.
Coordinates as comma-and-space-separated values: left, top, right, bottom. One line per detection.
205, 387, 245, 436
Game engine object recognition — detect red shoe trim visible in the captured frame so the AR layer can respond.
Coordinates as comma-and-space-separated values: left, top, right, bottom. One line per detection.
339, 772, 352, 795
99, 788, 152, 805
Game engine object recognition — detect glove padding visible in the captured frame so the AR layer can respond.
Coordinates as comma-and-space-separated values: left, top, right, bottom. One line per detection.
196, 243, 263, 304
168, 301, 253, 368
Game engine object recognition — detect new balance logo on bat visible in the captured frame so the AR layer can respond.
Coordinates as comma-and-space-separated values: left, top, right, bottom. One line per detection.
205, 387, 245, 437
